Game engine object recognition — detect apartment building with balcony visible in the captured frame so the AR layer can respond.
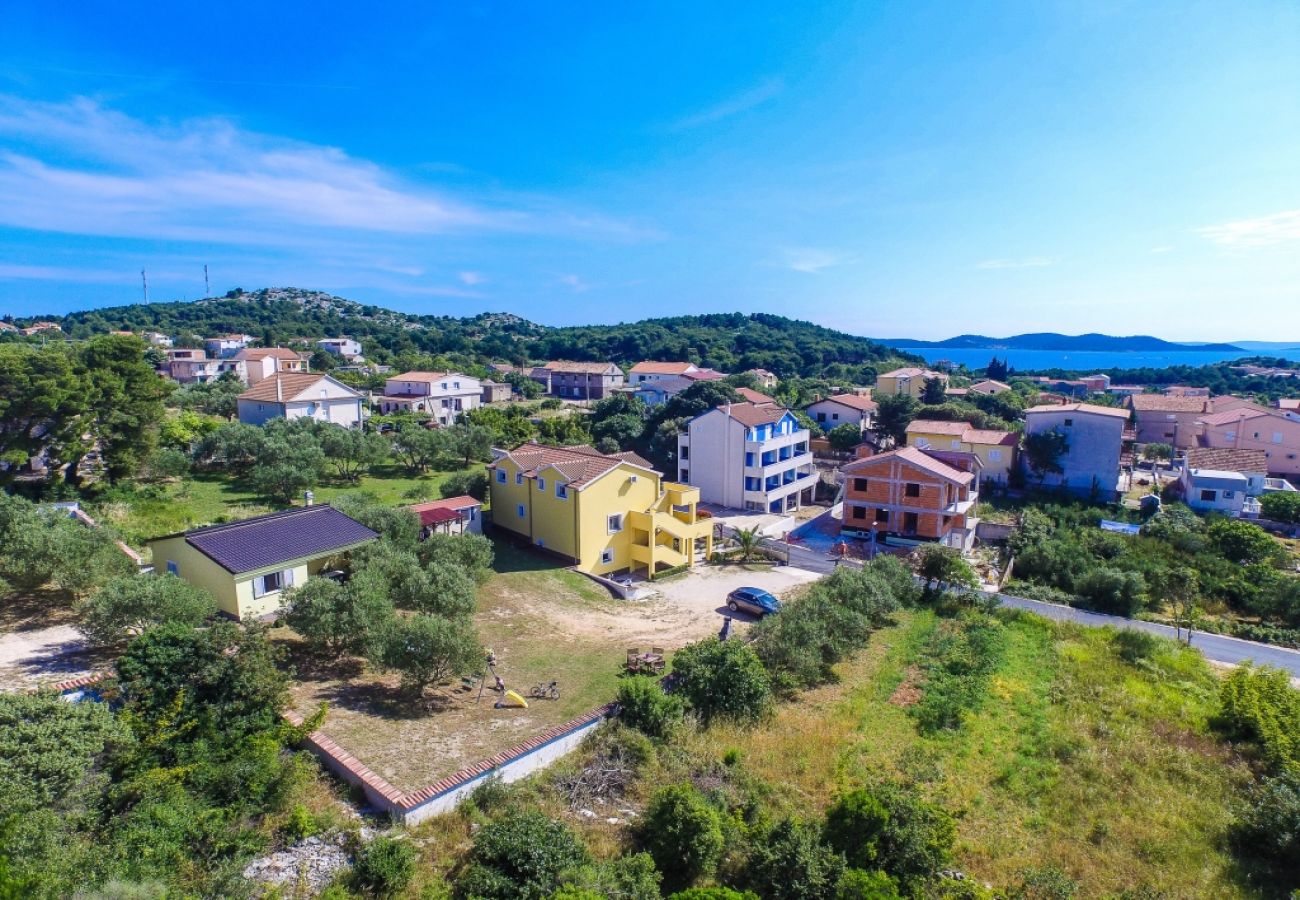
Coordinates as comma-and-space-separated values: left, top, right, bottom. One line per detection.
378, 371, 482, 424
677, 402, 815, 514
488, 443, 713, 577
840, 446, 982, 551
161, 348, 247, 384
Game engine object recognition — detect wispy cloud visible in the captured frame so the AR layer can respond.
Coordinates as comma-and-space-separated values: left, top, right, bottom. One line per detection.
781, 247, 853, 275
0, 94, 645, 249
1149, 245, 1174, 254
458, 270, 485, 285
669, 78, 783, 130
0, 262, 141, 282
1198, 209, 1300, 246
555, 273, 590, 293
976, 256, 1056, 270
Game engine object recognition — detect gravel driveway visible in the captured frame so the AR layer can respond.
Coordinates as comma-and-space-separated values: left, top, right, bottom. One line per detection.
646, 563, 822, 625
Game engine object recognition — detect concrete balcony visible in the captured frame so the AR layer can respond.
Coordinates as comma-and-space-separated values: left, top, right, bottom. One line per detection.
745, 451, 813, 479
745, 430, 808, 456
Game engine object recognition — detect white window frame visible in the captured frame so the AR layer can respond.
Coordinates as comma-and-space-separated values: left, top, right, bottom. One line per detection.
253, 568, 293, 599
601, 548, 615, 564
607, 513, 624, 534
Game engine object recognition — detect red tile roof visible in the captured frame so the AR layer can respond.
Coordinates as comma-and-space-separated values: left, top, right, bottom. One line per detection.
736, 387, 776, 405
819, 392, 878, 413
629, 361, 697, 375
238, 373, 355, 403
494, 444, 657, 489
1126, 394, 1211, 412
1184, 448, 1269, 474
1024, 402, 1131, 420
842, 445, 974, 485
718, 401, 791, 428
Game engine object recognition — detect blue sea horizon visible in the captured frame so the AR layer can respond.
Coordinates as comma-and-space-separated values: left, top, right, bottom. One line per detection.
906, 347, 1263, 373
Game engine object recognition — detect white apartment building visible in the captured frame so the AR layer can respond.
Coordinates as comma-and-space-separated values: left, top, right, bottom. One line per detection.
378, 371, 482, 424
205, 334, 255, 358
317, 337, 364, 360
237, 374, 364, 428
161, 348, 247, 384
677, 402, 815, 513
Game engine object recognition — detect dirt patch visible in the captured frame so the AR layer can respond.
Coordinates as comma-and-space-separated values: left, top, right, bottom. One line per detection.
889, 665, 925, 707
0, 622, 114, 691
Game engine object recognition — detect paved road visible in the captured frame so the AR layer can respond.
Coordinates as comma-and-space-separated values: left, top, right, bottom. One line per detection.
757, 535, 1300, 678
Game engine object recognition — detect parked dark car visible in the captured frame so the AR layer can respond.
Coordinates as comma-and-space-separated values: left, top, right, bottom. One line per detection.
726, 587, 781, 617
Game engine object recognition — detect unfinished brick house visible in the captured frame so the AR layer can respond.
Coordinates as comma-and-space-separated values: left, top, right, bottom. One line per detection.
839, 446, 982, 551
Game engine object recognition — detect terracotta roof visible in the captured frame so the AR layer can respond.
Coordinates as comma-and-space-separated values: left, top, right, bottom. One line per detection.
1198, 407, 1272, 427
819, 393, 878, 413
842, 445, 974, 485
1024, 402, 1131, 420
1127, 394, 1211, 412
907, 419, 970, 436
880, 367, 935, 378
417, 507, 462, 526
408, 496, 481, 527
1212, 395, 1268, 414
969, 379, 1011, 393
494, 444, 658, 489
238, 373, 356, 403
629, 361, 697, 375
543, 360, 620, 374
1278, 399, 1300, 411
682, 368, 727, 381
175, 505, 377, 574
736, 387, 776, 405
945, 388, 969, 396
717, 401, 791, 428
388, 371, 451, 382
963, 428, 1018, 446
1184, 448, 1269, 474
235, 347, 302, 361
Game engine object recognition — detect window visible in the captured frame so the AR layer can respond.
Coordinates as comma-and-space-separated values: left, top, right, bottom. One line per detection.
556, 482, 567, 499
1223, 490, 1236, 499
816, 413, 826, 423
537, 476, 546, 491
951, 439, 961, 449
851, 506, 866, 520
254, 569, 292, 598
1273, 432, 1284, 444
680, 468, 689, 481
988, 449, 1002, 461
875, 509, 890, 523
905, 483, 921, 498
745, 452, 754, 467
166, 560, 179, 575
1200, 489, 1217, 502
516, 472, 524, 485
832, 413, 839, 421
607, 513, 624, 534
517, 504, 526, 518
467, 507, 478, 520
853, 477, 868, 492
1226, 430, 1237, 441
496, 469, 506, 483
601, 548, 615, 564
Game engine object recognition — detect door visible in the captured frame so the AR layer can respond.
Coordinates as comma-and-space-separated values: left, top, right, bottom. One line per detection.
903, 512, 918, 536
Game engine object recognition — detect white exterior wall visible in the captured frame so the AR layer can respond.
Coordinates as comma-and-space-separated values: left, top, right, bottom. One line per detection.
1024, 410, 1124, 497
678, 409, 813, 511
1180, 471, 1248, 515
238, 379, 363, 428
806, 399, 871, 430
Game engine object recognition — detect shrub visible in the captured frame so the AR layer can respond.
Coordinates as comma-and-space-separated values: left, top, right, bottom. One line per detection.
668, 890, 758, 900
456, 809, 589, 900
1073, 568, 1146, 617
441, 469, 490, 502
78, 574, 217, 647
1111, 629, 1163, 665
1216, 664, 1300, 775
1260, 491, 1300, 525
617, 676, 684, 740
1231, 774, 1300, 872
1206, 518, 1282, 566
285, 574, 395, 659
823, 782, 955, 887
747, 818, 845, 900
353, 837, 416, 897
670, 639, 771, 725
558, 852, 662, 900
1011, 865, 1079, 899
835, 869, 901, 900
640, 784, 724, 892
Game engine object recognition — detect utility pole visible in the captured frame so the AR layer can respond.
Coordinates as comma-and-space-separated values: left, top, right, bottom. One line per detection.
141, 269, 148, 303
204, 264, 210, 297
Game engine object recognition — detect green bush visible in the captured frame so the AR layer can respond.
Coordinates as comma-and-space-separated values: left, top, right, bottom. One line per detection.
747, 818, 844, 900
670, 639, 771, 725
456, 809, 589, 900
1216, 664, 1300, 775
1073, 568, 1145, 617
835, 869, 901, 900
441, 469, 490, 502
617, 676, 684, 740
823, 782, 955, 887
1260, 491, 1300, 525
910, 614, 1007, 735
353, 837, 416, 897
1111, 629, 1163, 665
640, 784, 724, 892
1011, 865, 1079, 899
1231, 774, 1300, 873
668, 889, 758, 900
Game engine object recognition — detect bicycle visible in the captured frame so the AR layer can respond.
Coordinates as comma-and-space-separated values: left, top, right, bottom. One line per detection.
529, 680, 560, 701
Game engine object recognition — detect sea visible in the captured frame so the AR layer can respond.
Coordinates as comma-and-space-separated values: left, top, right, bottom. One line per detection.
904, 347, 1262, 373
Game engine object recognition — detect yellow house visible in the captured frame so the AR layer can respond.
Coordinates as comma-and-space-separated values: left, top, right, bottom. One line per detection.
905, 419, 1019, 484
488, 443, 713, 577
148, 505, 378, 619
875, 367, 950, 399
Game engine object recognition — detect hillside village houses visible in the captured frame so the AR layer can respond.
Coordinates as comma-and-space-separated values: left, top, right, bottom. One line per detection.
377, 371, 482, 423
875, 367, 949, 399
1126, 394, 1214, 450
234, 347, 310, 384
150, 505, 378, 620
1023, 402, 1130, 498
805, 392, 878, 433
161, 348, 247, 384
905, 419, 1019, 485
677, 402, 815, 514
840, 446, 982, 550
1177, 448, 1272, 517
488, 442, 713, 578
205, 334, 255, 358
539, 361, 625, 400
746, 368, 779, 389
1196, 405, 1300, 478
237, 373, 364, 428
317, 337, 364, 361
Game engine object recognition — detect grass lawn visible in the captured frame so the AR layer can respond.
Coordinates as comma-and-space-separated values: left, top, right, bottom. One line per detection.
573, 608, 1255, 898
283, 538, 626, 792
91, 464, 469, 548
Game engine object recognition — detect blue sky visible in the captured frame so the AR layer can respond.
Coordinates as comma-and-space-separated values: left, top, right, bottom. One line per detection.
1, 1, 1298, 340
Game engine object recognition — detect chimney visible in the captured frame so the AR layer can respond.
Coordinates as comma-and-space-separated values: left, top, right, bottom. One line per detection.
276, 376, 283, 402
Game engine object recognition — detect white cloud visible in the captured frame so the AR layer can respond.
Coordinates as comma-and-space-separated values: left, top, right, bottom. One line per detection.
0, 262, 138, 282
556, 273, 590, 293
458, 270, 485, 285
0, 94, 644, 249
1149, 245, 1174, 254
976, 257, 1056, 270
781, 247, 852, 275
1198, 209, 1300, 246
669, 78, 784, 130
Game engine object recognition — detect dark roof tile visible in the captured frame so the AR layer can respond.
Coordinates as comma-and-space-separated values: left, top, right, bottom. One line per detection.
183, 505, 377, 574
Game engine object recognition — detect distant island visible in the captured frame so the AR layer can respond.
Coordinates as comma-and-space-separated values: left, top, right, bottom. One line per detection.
884, 332, 1245, 353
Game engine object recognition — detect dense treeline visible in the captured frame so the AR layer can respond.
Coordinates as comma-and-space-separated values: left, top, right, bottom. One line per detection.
13, 288, 922, 380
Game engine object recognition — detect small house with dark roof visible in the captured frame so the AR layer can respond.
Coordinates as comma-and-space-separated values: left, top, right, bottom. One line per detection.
408, 495, 483, 537
148, 505, 378, 619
